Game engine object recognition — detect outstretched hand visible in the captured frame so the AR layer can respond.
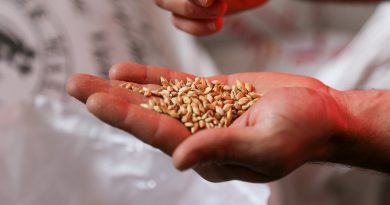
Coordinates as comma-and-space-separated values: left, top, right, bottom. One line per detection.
67, 63, 348, 182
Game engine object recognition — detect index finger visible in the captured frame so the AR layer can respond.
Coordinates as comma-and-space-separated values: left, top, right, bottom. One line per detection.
87, 92, 191, 155
109, 62, 196, 84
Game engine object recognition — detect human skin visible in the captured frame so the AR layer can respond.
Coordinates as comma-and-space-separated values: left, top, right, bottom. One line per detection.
155, 0, 384, 36
67, 63, 390, 182
154, 0, 268, 36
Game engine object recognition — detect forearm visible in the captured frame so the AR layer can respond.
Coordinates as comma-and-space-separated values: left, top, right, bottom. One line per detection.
328, 90, 390, 173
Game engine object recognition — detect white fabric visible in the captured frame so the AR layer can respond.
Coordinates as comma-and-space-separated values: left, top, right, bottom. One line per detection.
316, 3, 390, 90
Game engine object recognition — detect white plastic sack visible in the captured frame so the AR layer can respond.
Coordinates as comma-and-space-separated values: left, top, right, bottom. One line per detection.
0, 0, 270, 204
0, 97, 269, 205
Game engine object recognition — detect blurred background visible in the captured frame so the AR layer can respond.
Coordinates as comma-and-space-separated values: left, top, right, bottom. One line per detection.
0, 0, 389, 204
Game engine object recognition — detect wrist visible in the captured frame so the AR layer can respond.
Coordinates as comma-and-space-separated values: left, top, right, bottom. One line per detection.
325, 89, 390, 173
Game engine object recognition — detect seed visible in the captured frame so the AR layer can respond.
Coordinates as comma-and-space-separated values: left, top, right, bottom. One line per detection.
214, 95, 222, 101
140, 103, 149, 109
179, 86, 191, 93
161, 77, 168, 87
224, 99, 233, 104
181, 115, 188, 123
153, 106, 162, 113
204, 87, 212, 94
121, 76, 260, 133
184, 122, 194, 127
223, 103, 234, 111
192, 103, 201, 115
144, 90, 151, 97
236, 80, 244, 91
183, 96, 191, 104
245, 83, 253, 92
242, 103, 251, 111
172, 85, 179, 92
238, 97, 250, 105
223, 85, 231, 91
160, 90, 170, 97
215, 105, 224, 116
249, 92, 261, 99
211, 80, 221, 85
191, 125, 198, 134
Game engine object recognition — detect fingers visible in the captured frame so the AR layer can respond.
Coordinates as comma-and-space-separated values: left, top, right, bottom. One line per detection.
173, 128, 259, 170
155, 0, 226, 20
154, 0, 227, 36
67, 74, 111, 103
172, 126, 298, 179
67, 73, 146, 104
172, 15, 224, 36
109, 62, 196, 84
86, 93, 190, 155
194, 164, 276, 183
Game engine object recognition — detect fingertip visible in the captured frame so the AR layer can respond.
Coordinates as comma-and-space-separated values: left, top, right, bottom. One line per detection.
66, 74, 81, 97
67, 73, 105, 102
86, 93, 128, 126
85, 92, 104, 113
109, 63, 134, 80
172, 129, 221, 171
172, 15, 223, 36
108, 64, 120, 80
173, 144, 199, 171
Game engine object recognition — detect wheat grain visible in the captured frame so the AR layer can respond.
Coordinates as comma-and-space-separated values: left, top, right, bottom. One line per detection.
121, 77, 262, 133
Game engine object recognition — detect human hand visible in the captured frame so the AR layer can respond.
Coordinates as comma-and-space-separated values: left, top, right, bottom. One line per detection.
154, 0, 268, 36
67, 62, 349, 182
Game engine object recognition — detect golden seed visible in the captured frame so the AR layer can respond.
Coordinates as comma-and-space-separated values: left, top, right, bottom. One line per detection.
238, 97, 250, 105
179, 86, 191, 93
236, 80, 244, 91
223, 104, 234, 111
199, 120, 206, 128
184, 122, 194, 127
153, 106, 162, 113
192, 103, 201, 115
245, 83, 253, 92
140, 104, 149, 109
123, 77, 260, 133
215, 106, 224, 116
211, 80, 221, 85
172, 85, 179, 92
223, 85, 231, 91
214, 95, 222, 101
234, 103, 241, 110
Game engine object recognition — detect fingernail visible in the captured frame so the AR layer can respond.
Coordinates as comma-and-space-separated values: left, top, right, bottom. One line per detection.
199, 0, 212, 7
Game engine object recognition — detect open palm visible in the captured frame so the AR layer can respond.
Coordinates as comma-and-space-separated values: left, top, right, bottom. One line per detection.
67, 63, 346, 183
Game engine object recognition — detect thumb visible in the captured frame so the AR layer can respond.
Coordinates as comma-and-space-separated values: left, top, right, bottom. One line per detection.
172, 128, 258, 171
